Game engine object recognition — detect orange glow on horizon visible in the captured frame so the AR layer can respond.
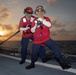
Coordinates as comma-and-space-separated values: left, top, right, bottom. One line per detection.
0, 31, 4, 36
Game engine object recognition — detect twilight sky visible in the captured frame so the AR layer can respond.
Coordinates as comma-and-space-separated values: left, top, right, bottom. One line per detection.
0, 0, 76, 41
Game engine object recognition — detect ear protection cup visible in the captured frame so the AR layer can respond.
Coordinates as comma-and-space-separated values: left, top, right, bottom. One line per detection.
34, 10, 36, 14
24, 10, 26, 14
43, 9, 46, 14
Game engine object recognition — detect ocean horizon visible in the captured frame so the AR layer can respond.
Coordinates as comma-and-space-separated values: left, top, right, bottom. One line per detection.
0, 40, 76, 55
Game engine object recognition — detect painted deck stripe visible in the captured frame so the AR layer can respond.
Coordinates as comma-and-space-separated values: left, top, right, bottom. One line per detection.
0, 54, 76, 74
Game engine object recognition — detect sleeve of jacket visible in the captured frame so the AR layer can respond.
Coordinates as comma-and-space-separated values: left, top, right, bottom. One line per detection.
43, 17, 52, 28
38, 17, 52, 28
31, 19, 37, 33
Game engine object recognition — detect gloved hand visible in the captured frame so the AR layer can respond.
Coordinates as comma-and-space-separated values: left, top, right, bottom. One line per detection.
37, 17, 51, 27
37, 20, 43, 26
25, 26, 30, 30
20, 25, 30, 32
37, 18, 43, 21
27, 25, 31, 28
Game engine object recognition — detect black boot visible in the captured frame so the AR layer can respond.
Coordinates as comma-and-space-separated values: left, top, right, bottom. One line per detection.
19, 60, 25, 64
26, 62, 35, 69
42, 56, 52, 63
55, 57, 71, 69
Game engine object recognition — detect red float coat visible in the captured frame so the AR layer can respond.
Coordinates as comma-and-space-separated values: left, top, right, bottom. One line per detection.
18, 16, 35, 38
31, 16, 52, 44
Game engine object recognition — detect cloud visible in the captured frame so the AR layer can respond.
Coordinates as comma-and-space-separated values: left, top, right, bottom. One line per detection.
0, 22, 18, 36
47, 0, 58, 5
50, 18, 76, 37
7, 0, 19, 4
50, 17, 66, 32
65, 23, 76, 32
0, 22, 20, 41
64, 23, 76, 36
0, 5, 12, 19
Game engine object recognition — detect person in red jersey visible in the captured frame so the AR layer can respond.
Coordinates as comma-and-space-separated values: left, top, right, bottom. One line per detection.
18, 7, 51, 64
26, 5, 71, 69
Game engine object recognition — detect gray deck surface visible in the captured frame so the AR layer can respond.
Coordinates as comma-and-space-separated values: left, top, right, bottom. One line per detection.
0, 54, 76, 75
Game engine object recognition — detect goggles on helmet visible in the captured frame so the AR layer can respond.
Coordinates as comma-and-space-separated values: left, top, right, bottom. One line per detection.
36, 8, 44, 12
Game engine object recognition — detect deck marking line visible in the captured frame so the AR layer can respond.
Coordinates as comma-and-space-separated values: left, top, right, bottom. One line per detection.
0, 54, 76, 74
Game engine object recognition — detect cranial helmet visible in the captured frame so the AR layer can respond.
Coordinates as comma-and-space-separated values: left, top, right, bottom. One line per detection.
24, 7, 33, 14
34, 5, 46, 15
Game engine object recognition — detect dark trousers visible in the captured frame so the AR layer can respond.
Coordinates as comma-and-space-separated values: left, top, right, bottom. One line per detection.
21, 36, 46, 61
31, 39, 62, 62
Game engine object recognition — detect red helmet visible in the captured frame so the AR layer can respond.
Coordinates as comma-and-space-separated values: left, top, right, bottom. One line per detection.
24, 7, 33, 14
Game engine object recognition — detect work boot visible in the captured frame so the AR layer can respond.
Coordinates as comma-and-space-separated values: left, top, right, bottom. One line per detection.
26, 62, 35, 69
19, 60, 25, 64
55, 57, 71, 69
42, 56, 52, 63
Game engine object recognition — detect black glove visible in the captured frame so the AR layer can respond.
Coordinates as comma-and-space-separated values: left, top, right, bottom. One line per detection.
37, 20, 43, 26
